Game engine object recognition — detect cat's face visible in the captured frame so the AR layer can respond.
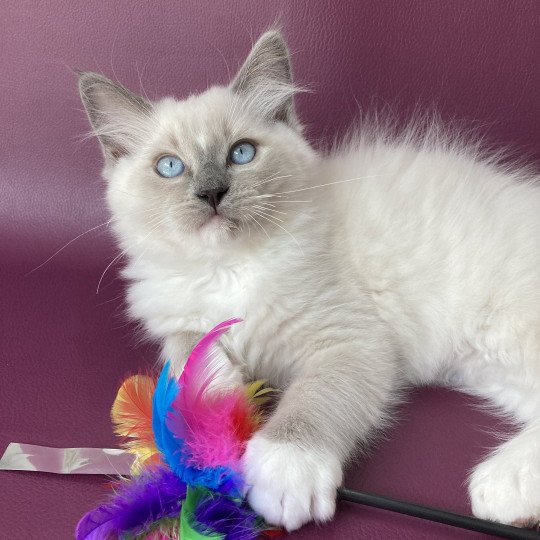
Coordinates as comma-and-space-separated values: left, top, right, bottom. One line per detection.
79, 30, 316, 252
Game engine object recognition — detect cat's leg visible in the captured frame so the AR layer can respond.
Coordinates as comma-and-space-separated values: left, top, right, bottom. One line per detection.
161, 331, 203, 374
243, 337, 400, 531
457, 322, 540, 525
469, 422, 540, 526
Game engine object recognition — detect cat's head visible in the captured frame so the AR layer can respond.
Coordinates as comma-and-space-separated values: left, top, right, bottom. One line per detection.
78, 30, 316, 254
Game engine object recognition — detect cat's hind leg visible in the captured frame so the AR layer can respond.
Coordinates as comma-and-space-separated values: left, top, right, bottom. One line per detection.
469, 422, 540, 526
455, 319, 540, 526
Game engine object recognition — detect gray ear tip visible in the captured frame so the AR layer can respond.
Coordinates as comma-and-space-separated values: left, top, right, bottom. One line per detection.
73, 69, 89, 84
76, 71, 99, 89
251, 23, 288, 50
262, 26, 284, 38
259, 27, 287, 48
76, 72, 92, 97
77, 72, 117, 99
75, 70, 95, 80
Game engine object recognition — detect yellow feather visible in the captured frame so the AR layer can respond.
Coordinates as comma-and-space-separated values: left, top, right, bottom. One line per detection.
245, 379, 278, 406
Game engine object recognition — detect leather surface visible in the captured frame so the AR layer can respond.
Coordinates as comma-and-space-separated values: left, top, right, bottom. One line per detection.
1, 0, 538, 538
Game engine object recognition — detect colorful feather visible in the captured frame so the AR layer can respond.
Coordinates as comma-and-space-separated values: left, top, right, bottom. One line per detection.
78, 319, 278, 540
75, 466, 186, 540
152, 361, 180, 471
138, 519, 180, 539
141, 531, 176, 540
111, 374, 160, 472
192, 490, 260, 540
165, 319, 260, 492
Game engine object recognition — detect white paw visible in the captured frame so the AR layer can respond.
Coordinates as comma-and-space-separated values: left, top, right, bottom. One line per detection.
243, 433, 342, 531
469, 445, 540, 526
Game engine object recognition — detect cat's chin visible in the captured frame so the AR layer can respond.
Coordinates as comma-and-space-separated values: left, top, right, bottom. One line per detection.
198, 214, 240, 245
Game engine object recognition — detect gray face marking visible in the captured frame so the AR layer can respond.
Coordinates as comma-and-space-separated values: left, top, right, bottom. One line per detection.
193, 160, 231, 205
194, 160, 230, 195
191, 140, 232, 205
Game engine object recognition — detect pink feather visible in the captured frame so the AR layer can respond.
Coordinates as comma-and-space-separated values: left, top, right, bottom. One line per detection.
166, 318, 259, 471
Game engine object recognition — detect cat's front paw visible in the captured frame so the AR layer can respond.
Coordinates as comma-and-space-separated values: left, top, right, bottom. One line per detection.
243, 433, 342, 531
469, 447, 540, 527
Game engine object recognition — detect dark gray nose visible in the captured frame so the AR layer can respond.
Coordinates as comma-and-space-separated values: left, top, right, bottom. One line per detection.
196, 187, 229, 211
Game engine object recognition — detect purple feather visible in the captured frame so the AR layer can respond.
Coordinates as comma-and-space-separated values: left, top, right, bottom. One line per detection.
75, 467, 186, 540
193, 494, 260, 540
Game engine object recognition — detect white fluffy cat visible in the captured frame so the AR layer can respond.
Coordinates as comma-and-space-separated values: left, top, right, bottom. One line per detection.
78, 30, 540, 531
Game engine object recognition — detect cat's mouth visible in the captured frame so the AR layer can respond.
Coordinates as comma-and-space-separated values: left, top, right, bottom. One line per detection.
206, 213, 227, 226
200, 212, 238, 234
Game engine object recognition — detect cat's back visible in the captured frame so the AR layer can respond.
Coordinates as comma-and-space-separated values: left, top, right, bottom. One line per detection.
319, 124, 540, 372
323, 124, 540, 274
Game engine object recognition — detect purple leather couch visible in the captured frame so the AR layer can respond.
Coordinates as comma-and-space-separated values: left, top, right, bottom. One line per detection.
2, 1, 538, 538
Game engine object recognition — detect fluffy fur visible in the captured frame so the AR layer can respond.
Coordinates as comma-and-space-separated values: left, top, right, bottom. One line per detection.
79, 29, 540, 531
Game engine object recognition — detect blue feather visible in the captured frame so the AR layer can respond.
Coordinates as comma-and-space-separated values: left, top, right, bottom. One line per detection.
177, 463, 243, 495
152, 361, 180, 467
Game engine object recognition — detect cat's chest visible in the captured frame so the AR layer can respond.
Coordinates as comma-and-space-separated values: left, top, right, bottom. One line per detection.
187, 266, 253, 320
128, 260, 265, 337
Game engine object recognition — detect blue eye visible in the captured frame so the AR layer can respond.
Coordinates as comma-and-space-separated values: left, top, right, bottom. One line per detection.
155, 155, 185, 178
230, 141, 256, 165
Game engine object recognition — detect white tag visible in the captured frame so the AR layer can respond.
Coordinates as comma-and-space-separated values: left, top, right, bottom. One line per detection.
0, 442, 133, 475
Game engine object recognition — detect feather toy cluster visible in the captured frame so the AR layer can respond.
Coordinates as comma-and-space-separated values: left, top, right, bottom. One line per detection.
76, 318, 279, 540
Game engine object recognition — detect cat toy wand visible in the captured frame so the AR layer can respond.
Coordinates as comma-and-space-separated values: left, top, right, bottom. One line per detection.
338, 488, 540, 539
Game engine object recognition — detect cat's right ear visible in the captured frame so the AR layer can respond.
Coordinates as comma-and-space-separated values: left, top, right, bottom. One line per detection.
230, 29, 301, 130
77, 72, 152, 164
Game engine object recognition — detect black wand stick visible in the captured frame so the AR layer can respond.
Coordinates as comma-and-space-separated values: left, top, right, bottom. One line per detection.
338, 488, 540, 539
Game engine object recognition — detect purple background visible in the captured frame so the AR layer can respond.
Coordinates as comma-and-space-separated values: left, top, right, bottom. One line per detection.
1, 1, 538, 538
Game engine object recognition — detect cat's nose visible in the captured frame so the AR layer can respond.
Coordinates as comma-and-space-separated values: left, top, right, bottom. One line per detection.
196, 187, 229, 211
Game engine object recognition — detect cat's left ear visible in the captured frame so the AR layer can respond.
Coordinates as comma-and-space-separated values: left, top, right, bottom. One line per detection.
78, 71, 153, 164
231, 29, 301, 130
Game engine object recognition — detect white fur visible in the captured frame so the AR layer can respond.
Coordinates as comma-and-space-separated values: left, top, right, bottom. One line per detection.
80, 30, 540, 531
122, 120, 540, 528
243, 434, 342, 530
469, 424, 540, 525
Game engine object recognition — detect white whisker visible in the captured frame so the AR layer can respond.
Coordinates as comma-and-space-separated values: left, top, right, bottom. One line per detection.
252, 173, 292, 188
253, 208, 284, 222
252, 210, 304, 255
240, 215, 252, 238
256, 201, 276, 207
108, 187, 149, 199
249, 196, 313, 204
95, 215, 164, 294
247, 213, 270, 239
253, 204, 287, 216
245, 193, 311, 204
250, 170, 284, 188
273, 199, 312, 203
135, 59, 151, 102
273, 174, 385, 196
245, 193, 279, 200
25, 220, 112, 276
26, 205, 167, 275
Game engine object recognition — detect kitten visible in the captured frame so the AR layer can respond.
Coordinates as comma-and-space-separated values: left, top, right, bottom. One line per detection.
78, 30, 540, 531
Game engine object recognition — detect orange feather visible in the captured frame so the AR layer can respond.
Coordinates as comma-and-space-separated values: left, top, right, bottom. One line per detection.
111, 374, 161, 472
